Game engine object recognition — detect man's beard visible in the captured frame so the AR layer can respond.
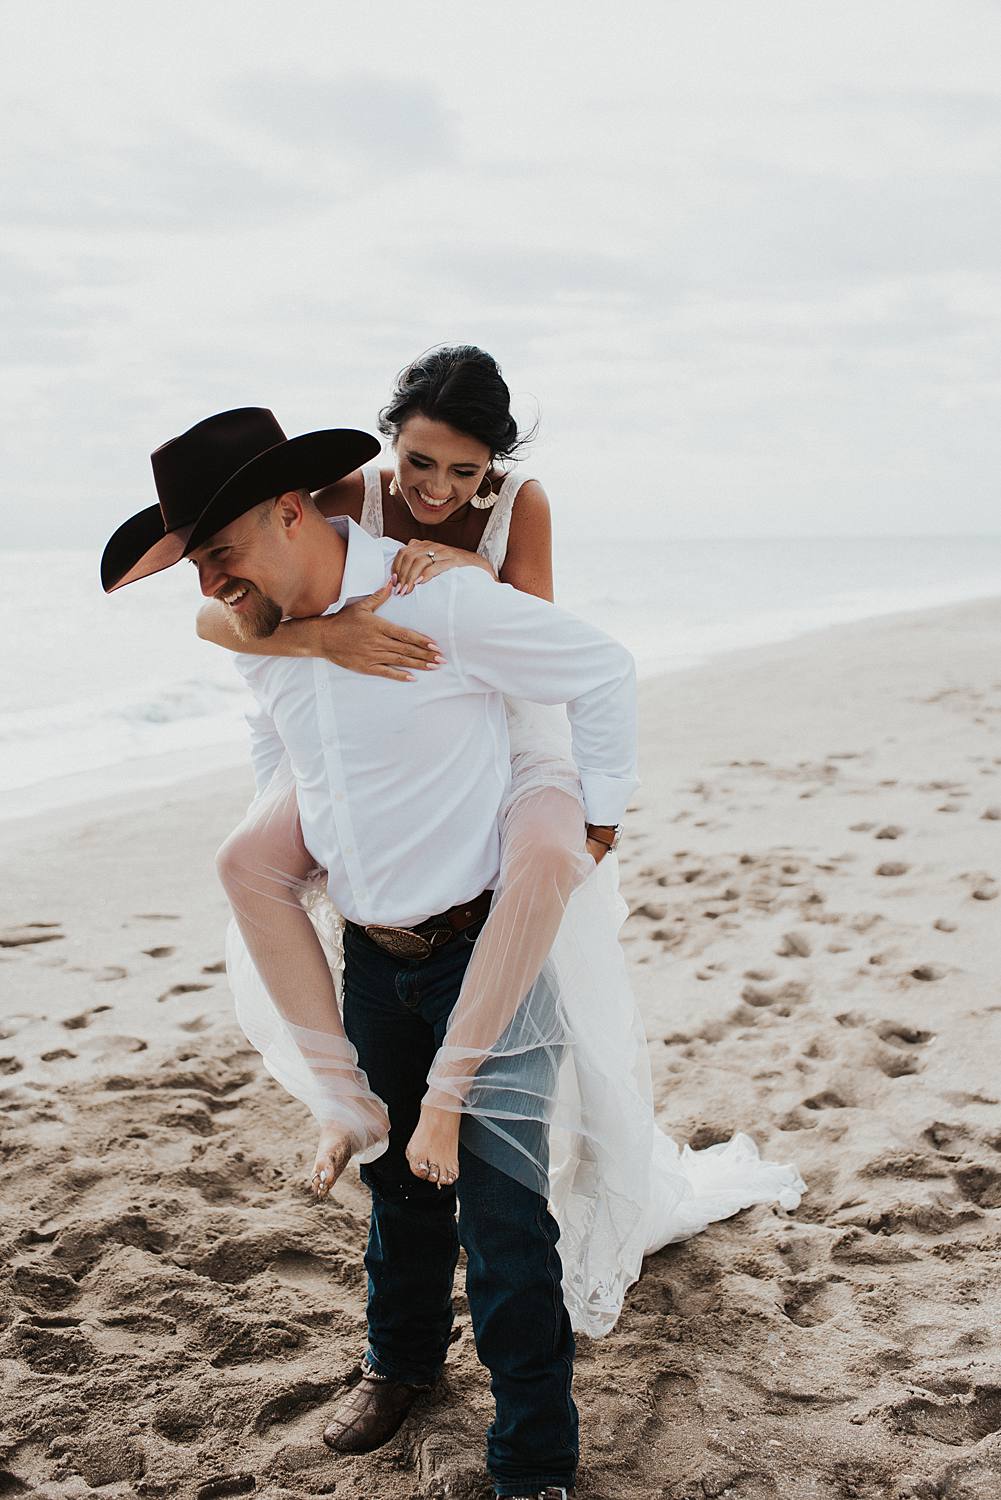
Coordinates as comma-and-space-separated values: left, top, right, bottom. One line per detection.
226, 582, 283, 641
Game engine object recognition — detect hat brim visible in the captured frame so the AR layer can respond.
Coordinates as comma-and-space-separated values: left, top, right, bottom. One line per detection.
101, 427, 381, 593
101, 505, 195, 593
184, 428, 381, 555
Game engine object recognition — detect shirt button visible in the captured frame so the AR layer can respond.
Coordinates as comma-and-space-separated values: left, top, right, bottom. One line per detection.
335, 792, 344, 802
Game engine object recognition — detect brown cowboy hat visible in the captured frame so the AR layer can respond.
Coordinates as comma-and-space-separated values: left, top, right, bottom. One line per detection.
101, 407, 381, 592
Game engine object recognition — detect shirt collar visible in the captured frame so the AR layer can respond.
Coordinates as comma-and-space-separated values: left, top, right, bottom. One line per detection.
321, 516, 390, 616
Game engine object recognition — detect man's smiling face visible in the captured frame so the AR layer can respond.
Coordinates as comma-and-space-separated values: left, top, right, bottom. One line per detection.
187, 502, 284, 639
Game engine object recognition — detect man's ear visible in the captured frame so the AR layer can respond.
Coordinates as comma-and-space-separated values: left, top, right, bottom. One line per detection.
275, 490, 306, 534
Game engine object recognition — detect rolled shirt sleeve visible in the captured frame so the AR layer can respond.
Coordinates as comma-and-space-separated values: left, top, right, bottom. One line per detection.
446, 571, 639, 825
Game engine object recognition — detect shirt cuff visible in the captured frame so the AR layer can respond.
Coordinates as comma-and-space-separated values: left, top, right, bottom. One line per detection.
579, 771, 640, 827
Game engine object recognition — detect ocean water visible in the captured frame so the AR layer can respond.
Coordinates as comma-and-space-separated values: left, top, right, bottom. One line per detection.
4, 535, 1001, 818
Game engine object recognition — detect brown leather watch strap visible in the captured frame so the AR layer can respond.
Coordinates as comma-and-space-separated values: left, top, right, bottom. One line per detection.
585, 823, 620, 850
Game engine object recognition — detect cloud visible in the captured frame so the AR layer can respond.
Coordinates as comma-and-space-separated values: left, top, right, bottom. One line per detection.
0, 253, 117, 362
223, 69, 458, 170
403, 244, 670, 315
2, 131, 317, 233
2, 68, 458, 236
839, 84, 1001, 134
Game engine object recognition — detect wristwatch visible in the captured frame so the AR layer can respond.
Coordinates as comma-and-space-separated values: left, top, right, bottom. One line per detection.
585, 823, 622, 852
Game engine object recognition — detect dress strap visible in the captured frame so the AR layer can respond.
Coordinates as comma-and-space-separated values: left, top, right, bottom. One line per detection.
477, 470, 530, 574
359, 462, 384, 537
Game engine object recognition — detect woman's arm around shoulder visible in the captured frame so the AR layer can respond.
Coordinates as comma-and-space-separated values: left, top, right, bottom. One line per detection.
311, 468, 367, 522
499, 479, 554, 602
195, 590, 442, 681
195, 600, 324, 658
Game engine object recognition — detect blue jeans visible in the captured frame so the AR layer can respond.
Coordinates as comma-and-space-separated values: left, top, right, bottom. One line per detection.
341, 920, 579, 1497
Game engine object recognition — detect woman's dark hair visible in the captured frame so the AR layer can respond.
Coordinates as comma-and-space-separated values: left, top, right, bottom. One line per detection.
378, 345, 533, 461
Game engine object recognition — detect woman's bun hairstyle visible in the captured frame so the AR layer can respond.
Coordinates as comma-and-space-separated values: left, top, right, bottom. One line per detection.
378, 344, 533, 460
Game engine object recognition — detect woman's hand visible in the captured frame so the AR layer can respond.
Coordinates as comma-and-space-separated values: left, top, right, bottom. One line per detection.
305, 582, 445, 681
307, 1123, 355, 1200
392, 541, 497, 595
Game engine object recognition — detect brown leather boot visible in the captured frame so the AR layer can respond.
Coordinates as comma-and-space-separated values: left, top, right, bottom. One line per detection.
502, 1490, 576, 1499
322, 1359, 430, 1454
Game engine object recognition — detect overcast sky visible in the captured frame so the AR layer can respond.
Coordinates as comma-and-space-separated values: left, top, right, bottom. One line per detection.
3, 1, 1000, 548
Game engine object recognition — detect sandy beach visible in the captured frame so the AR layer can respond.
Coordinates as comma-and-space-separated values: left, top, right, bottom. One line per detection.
3, 596, 1001, 1500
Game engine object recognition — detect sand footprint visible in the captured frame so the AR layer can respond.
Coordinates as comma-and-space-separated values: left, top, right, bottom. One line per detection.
62, 1004, 113, 1031
158, 983, 212, 1002
952, 1163, 1001, 1209
875, 1021, 933, 1048
923, 1121, 970, 1157
195, 1474, 258, 1498
776, 930, 811, 957
741, 979, 808, 1011
0, 922, 64, 948
252, 1376, 341, 1444
79, 1034, 148, 1057
859, 1149, 947, 1181
802, 1089, 850, 1111
781, 1275, 849, 1328
630, 901, 668, 921
888, 1383, 1001, 1445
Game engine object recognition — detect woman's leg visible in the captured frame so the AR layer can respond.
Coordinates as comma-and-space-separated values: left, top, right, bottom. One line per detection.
218, 776, 389, 1176
217, 778, 336, 1032
407, 785, 592, 1185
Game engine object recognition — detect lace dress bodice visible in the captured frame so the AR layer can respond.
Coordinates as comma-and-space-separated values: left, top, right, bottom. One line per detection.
359, 464, 528, 574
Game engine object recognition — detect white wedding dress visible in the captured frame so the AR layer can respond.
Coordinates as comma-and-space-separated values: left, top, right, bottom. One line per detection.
225, 464, 805, 1338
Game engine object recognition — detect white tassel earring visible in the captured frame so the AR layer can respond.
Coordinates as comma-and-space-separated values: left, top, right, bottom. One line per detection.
471, 475, 497, 510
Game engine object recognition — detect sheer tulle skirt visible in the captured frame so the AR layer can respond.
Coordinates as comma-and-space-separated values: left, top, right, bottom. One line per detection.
220, 699, 805, 1337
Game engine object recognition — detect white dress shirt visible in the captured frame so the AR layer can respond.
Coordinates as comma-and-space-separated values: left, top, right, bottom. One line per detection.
235, 517, 638, 928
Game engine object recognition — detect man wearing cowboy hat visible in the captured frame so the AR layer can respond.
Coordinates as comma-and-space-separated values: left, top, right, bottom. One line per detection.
103, 408, 638, 1500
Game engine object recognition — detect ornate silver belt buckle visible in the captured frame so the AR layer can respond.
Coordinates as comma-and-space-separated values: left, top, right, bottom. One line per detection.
363, 924, 434, 960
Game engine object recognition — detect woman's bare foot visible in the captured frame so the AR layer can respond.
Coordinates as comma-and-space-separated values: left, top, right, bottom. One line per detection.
308, 1124, 354, 1200
406, 1105, 460, 1189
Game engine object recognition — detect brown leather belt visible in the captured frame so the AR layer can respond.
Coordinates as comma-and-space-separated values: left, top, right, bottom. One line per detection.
349, 888, 493, 962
